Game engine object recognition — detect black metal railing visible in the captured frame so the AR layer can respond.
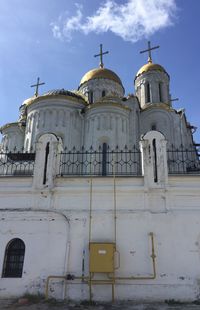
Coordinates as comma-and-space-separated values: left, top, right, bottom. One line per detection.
167, 145, 200, 174
59, 145, 142, 176
1, 144, 199, 177
0, 150, 35, 176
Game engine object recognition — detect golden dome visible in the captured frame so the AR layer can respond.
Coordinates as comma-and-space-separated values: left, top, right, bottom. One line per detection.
136, 62, 167, 78
79, 67, 123, 86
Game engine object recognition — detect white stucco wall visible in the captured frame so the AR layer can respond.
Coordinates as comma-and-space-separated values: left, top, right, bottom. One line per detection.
0, 209, 69, 298
25, 98, 84, 151
0, 171, 200, 301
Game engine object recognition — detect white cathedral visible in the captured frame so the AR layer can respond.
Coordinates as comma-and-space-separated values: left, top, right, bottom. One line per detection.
0, 42, 200, 302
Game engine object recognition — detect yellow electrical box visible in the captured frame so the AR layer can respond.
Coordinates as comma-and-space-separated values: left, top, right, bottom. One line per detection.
89, 242, 116, 273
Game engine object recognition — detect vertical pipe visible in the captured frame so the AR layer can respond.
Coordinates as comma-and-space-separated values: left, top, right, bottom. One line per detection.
113, 153, 117, 244
112, 282, 115, 302
150, 232, 156, 278
89, 272, 92, 302
88, 156, 93, 302
89, 171, 93, 244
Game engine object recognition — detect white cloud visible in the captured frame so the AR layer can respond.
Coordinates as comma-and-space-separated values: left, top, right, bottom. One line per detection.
51, 0, 177, 42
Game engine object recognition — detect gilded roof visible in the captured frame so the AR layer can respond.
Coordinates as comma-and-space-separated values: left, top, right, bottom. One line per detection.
79, 68, 123, 86
136, 62, 167, 78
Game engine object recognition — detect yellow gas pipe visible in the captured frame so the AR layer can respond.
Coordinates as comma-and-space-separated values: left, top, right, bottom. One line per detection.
108, 232, 156, 281
46, 156, 157, 301
45, 232, 156, 300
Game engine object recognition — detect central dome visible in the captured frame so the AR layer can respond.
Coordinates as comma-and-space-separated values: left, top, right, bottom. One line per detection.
79, 67, 123, 86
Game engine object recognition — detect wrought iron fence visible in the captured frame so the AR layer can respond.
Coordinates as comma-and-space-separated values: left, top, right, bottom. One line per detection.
0, 150, 35, 176
59, 145, 142, 176
0, 144, 199, 177
167, 145, 200, 174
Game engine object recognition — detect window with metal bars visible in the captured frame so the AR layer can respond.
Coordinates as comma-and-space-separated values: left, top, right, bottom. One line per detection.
2, 238, 25, 278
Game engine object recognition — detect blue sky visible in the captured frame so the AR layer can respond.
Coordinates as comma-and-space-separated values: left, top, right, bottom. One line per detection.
0, 0, 199, 142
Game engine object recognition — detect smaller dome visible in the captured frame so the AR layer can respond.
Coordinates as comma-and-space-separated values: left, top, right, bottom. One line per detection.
23, 89, 87, 107
79, 67, 123, 87
136, 62, 167, 78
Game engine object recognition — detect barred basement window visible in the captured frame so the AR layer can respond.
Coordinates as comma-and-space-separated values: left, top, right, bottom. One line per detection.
2, 238, 25, 278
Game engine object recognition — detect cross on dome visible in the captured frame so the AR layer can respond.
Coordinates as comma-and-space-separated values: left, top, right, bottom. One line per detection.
31, 77, 45, 97
140, 41, 160, 63
94, 44, 109, 68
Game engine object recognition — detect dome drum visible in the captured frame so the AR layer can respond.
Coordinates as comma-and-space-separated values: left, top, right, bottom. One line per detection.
135, 62, 170, 108
79, 67, 125, 103
24, 100, 83, 151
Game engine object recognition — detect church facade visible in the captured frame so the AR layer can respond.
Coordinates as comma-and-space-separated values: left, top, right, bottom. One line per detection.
0, 43, 200, 302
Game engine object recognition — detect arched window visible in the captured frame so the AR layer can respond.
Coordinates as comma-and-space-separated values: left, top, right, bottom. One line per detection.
159, 82, 162, 102
2, 238, 25, 278
102, 90, 106, 97
151, 124, 157, 130
88, 91, 93, 104
146, 83, 151, 103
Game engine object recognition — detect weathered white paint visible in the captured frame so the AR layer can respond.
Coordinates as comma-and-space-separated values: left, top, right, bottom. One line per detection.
0, 134, 200, 301
0, 173, 200, 301
0, 62, 199, 301
140, 131, 168, 188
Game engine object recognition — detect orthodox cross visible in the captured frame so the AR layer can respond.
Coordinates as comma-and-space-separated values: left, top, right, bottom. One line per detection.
94, 44, 109, 68
140, 41, 160, 63
31, 77, 45, 97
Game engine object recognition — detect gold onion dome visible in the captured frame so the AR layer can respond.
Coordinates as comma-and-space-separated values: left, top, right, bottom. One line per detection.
79, 67, 123, 87
136, 61, 167, 78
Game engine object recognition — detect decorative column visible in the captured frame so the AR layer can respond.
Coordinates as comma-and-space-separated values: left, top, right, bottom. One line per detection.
33, 133, 62, 189
140, 131, 168, 188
